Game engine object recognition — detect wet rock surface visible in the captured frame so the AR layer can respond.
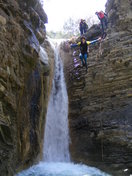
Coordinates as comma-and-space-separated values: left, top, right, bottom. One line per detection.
0, 0, 54, 175
61, 0, 132, 175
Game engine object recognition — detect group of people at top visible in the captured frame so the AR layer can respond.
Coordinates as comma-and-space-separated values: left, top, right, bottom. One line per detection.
79, 11, 108, 37
71, 11, 108, 72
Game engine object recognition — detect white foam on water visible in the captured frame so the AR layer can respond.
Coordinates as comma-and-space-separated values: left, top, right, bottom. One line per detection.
16, 162, 110, 176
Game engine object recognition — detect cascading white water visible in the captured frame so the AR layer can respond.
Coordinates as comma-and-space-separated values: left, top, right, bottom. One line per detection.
16, 43, 111, 176
43, 47, 70, 162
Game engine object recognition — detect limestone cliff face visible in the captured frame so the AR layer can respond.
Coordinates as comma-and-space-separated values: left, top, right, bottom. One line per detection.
0, 0, 54, 175
61, 0, 132, 175
106, 0, 132, 32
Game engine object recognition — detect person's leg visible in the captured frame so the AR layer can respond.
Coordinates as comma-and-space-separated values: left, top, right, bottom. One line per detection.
80, 28, 83, 35
102, 18, 107, 39
79, 53, 84, 66
102, 32, 107, 39
83, 27, 85, 34
84, 54, 88, 70
84, 54, 87, 64
101, 19, 104, 34
82, 27, 84, 35
104, 17, 108, 28
102, 18, 107, 29
84, 27, 86, 33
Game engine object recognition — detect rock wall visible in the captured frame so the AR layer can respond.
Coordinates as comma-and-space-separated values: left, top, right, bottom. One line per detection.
106, 0, 132, 32
0, 0, 54, 175
61, 0, 132, 175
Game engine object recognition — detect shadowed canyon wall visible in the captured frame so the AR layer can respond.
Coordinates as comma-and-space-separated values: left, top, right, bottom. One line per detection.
61, 0, 132, 175
0, 0, 54, 175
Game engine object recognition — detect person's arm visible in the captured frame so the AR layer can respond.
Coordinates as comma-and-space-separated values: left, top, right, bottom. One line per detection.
71, 42, 81, 48
87, 37, 101, 45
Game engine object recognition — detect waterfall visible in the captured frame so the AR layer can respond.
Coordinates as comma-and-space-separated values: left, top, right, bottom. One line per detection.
43, 47, 70, 162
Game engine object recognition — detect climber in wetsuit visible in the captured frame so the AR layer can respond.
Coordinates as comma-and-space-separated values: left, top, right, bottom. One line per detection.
71, 36, 101, 71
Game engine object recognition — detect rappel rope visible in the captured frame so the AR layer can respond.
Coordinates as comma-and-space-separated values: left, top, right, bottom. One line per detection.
99, 40, 103, 56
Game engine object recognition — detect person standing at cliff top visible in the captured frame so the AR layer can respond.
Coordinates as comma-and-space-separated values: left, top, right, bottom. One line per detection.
79, 19, 88, 36
70, 36, 101, 71
95, 11, 108, 38
83, 19, 88, 33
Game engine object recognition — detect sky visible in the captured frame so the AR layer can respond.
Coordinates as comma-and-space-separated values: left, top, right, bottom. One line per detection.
43, 0, 107, 31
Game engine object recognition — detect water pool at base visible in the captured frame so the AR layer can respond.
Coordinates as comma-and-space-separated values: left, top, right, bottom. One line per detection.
16, 162, 111, 176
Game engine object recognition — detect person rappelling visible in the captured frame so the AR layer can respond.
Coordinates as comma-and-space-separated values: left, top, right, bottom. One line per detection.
70, 36, 101, 72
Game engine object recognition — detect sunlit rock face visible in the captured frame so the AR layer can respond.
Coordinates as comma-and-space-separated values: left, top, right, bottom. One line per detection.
61, 0, 132, 175
0, 0, 54, 175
